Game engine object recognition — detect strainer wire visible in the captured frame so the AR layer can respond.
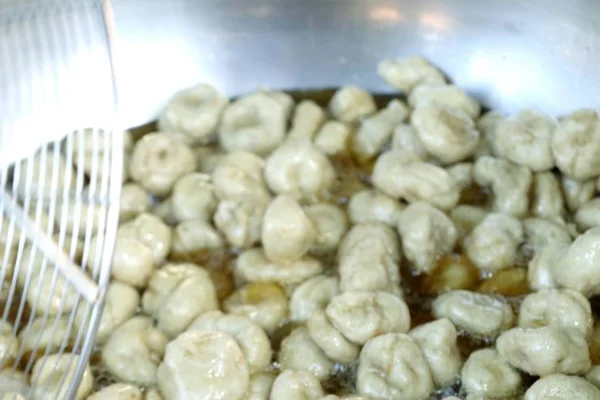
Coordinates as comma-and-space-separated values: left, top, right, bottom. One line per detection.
0, 0, 122, 398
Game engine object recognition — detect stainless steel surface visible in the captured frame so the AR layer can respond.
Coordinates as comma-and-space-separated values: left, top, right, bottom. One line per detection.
1, 0, 118, 167
0, 1, 122, 399
112, 0, 600, 130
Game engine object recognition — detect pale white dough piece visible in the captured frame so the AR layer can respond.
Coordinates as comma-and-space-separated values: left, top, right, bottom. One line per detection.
14, 150, 76, 204
338, 223, 401, 294
262, 195, 316, 263
372, 150, 460, 210
224, 282, 288, 334
313, 121, 351, 155
288, 100, 326, 140
326, 291, 411, 345
348, 190, 404, 227
119, 183, 151, 222
236, 248, 323, 286
522, 218, 572, 258
158, 83, 228, 144
157, 330, 249, 400
525, 374, 600, 400
187, 310, 272, 374
408, 84, 480, 119
266, 90, 295, 120
338, 222, 400, 261
377, 56, 446, 92
473, 155, 532, 217
447, 162, 474, 191
411, 103, 480, 164
214, 197, 269, 249
574, 198, 600, 231
117, 213, 172, 266
329, 86, 377, 123
171, 173, 218, 222
87, 384, 143, 400
432, 290, 514, 337
464, 213, 523, 272
31, 354, 93, 400
279, 326, 334, 380
0, 370, 27, 400
289, 275, 340, 323
53, 199, 104, 239
244, 373, 276, 400
397, 201, 457, 274
264, 139, 336, 202
552, 227, 600, 296
390, 124, 428, 160
102, 316, 168, 386
304, 203, 349, 256
75, 281, 139, 344
96, 235, 153, 288
307, 310, 360, 364
171, 218, 223, 255
142, 263, 218, 338
338, 240, 401, 295
461, 349, 522, 399
211, 151, 270, 201
357, 333, 434, 400
527, 243, 567, 291
409, 318, 462, 387
269, 370, 324, 400
218, 91, 287, 155
561, 176, 596, 212
493, 109, 556, 171
551, 109, 600, 180
19, 316, 71, 355
496, 326, 591, 376
518, 289, 593, 339
25, 269, 78, 316
353, 100, 408, 160
531, 172, 565, 219
129, 132, 196, 196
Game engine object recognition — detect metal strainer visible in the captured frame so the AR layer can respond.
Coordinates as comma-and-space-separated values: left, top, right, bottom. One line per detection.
0, 0, 121, 398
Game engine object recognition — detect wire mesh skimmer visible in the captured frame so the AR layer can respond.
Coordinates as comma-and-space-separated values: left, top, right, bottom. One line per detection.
0, 0, 122, 398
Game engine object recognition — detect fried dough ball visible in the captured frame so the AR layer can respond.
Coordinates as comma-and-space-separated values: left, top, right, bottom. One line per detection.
158, 83, 228, 144
157, 330, 249, 400
329, 86, 377, 123
357, 333, 434, 400
129, 132, 196, 196
432, 290, 514, 337
219, 92, 287, 155
411, 103, 480, 164
493, 109, 556, 171
551, 109, 600, 180
377, 56, 446, 92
